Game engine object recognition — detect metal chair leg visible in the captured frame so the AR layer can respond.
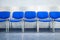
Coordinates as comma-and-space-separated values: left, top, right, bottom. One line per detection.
52, 21, 55, 32
37, 21, 39, 32
22, 21, 24, 33
6, 21, 9, 32
48, 22, 51, 32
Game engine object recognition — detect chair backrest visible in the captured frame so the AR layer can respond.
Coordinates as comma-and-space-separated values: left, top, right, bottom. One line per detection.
0, 11, 10, 19
37, 11, 48, 19
49, 12, 60, 19
13, 11, 24, 19
25, 11, 36, 19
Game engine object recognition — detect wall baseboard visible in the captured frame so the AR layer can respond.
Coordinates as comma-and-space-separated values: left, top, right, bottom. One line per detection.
0, 28, 60, 32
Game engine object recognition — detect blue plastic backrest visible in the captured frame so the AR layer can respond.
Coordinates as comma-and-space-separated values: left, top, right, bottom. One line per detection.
37, 12, 48, 19
0, 11, 10, 19
13, 12, 24, 19
25, 11, 36, 19
50, 12, 60, 19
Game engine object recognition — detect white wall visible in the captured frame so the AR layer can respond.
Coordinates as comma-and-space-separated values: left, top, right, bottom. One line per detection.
0, 0, 60, 7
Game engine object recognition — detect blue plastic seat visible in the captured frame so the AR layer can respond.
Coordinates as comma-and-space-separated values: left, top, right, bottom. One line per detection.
9, 11, 24, 22
50, 12, 60, 21
37, 11, 51, 22
25, 11, 36, 22
0, 11, 10, 22
10, 19, 23, 22
0, 20, 6, 22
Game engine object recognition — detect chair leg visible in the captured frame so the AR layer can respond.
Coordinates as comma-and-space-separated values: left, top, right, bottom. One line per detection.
5, 22, 7, 32
48, 22, 51, 31
22, 21, 24, 33
6, 21, 9, 32
52, 21, 55, 32
37, 21, 39, 32
7, 22, 10, 32
22, 27, 24, 33
6, 27, 8, 32
6, 27, 9, 32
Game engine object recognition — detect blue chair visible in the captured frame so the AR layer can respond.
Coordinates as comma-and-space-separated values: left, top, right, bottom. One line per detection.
0, 11, 10, 32
9, 11, 24, 32
50, 12, 60, 32
0, 11, 10, 19
25, 11, 36, 32
37, 11, 51, 32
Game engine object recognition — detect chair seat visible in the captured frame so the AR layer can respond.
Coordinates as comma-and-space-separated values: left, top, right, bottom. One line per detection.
0, 20, 7, 22
9, 19, 22, 22
24, 19, 36, 22
55, 20, 60, 22
39, 19, 52, 22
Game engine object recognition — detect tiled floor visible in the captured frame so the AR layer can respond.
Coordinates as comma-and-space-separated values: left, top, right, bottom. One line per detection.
0, 32, 60, 40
